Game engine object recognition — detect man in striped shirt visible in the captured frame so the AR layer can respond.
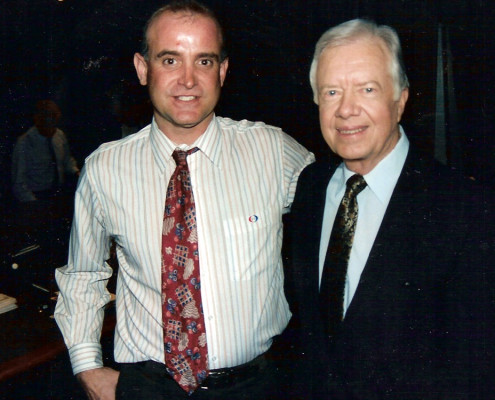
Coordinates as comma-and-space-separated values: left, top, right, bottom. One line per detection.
54, 1, 313, 399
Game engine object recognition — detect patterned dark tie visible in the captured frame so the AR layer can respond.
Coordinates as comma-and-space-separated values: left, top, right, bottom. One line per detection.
319, 174, 367, 336
162, 148, 208, 393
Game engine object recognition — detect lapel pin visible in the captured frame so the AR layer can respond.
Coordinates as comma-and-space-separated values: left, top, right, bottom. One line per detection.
248, 215, 259, 223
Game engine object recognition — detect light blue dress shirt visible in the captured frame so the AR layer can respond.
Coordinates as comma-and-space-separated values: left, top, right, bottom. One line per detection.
11, 126, 79, 202
319, 127, 409, 315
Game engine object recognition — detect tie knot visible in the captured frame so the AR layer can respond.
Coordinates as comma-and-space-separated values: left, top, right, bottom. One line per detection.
346, 174, 367, 197
172, 147, 199, 166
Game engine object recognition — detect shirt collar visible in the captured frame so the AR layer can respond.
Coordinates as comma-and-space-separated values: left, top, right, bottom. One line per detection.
342, 125, 409, 204
191, 116, 223, 168
150, 115, 223, 172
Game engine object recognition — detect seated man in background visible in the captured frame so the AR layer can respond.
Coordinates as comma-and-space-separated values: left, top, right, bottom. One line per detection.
11, 99, 79, 261
12, 99, 79, 203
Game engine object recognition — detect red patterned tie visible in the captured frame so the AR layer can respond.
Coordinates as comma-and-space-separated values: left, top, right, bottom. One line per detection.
162, 148, 208, 393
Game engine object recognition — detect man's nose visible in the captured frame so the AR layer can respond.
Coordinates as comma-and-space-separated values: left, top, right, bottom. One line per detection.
178, 64, 197, 89
336, 92, 360, 118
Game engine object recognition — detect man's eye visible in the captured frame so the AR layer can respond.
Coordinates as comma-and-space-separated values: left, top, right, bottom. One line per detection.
163, 58, 177, 65
365, 87, 374, 93
199, 59, 213, 66
328, 90, 337, 96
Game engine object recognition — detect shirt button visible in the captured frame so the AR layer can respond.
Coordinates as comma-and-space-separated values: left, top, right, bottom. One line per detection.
208, 315, 213, 321
211, 356, 217, 362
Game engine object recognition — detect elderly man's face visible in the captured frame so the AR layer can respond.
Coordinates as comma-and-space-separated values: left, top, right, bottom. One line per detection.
316, 38, 408, 175
134, 11, 228, 145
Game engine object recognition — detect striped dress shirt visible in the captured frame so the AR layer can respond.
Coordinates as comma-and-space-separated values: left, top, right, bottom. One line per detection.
55, 116, 314, 374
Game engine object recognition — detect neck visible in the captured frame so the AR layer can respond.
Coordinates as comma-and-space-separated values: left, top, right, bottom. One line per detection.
155, 116, 212, 146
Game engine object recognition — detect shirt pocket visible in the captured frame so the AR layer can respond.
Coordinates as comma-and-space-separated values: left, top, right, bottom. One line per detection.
222, 209, 279, 281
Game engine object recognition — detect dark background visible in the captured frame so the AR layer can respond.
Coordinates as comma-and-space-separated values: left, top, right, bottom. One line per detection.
0, 1, 493, 398
0, 0, 494, 276
1, 0, 494, 183
0, 1, 494, 275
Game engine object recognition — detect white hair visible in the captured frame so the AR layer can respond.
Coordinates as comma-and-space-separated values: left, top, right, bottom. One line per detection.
309, 19, 409, 104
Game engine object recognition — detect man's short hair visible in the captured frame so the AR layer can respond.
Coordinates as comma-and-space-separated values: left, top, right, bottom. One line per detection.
140, 0, 227, 62
309, 19, 409, 104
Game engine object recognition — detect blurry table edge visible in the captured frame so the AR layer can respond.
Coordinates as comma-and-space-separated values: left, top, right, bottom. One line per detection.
0, 311, 116, 383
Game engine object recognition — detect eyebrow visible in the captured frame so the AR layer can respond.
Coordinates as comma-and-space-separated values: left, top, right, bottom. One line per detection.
198, 52, 221, 62
155, 50, 180, 59
155, 50, 220, 63
319, 80, 383, 90
358, 80, 381, 87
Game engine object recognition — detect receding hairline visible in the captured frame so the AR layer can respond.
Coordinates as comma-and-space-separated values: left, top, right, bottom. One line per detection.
141, 5, 227, 61
153, 11, 220, 36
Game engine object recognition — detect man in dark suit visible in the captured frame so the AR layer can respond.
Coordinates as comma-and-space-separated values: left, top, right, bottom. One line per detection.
284, 19, 493, 399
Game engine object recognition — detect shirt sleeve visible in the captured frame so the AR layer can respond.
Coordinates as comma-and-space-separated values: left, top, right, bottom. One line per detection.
281, 133, 315, 212
54, 165, 113, 375
11, 136, 37, 202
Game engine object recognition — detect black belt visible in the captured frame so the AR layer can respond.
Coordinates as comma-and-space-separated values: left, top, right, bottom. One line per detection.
201, 354, 268, 389
162, 353, 268, 389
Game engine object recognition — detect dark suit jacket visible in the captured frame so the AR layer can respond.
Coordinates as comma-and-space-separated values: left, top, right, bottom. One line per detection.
283, 147, 494, 400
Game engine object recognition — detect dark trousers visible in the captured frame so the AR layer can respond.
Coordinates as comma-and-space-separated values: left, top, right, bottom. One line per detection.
116, 356, 287, 400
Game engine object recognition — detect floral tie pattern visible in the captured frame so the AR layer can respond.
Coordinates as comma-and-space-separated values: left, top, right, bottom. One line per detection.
162, 148, 208, 393
320, 174, 367, 336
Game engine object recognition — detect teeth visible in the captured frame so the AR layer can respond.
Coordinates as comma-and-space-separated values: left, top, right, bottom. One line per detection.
178, 96, 195, 101
338, 128, 364, 134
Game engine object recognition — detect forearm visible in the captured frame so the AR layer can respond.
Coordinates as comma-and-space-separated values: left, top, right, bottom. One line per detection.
65, 155, 79, 175
77, 367, 120, 400
54, 167, 112, 373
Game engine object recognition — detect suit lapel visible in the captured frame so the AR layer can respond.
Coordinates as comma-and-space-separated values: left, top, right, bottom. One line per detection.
308, 162, 339, 290
344, 150, 428, 318
289, 160, 339, 302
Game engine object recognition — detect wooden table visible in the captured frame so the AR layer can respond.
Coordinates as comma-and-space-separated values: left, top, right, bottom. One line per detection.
0, 302, 116, 383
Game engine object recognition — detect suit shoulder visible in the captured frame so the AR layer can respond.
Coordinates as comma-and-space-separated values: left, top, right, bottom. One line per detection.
292, 160, 336, 211
403, 149, 485, 196
298, 159, 337, 184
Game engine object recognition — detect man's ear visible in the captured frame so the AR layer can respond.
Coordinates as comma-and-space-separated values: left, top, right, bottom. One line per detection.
219, 58, 229, 87
397, 87, 409, 122
134, 53, 148, 86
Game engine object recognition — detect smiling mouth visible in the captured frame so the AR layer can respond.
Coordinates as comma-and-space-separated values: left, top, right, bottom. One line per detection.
176, 96, 197, 101
337, 127, 366, 135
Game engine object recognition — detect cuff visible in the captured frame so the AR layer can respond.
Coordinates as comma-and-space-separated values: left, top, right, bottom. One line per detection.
69, 342, 104, 375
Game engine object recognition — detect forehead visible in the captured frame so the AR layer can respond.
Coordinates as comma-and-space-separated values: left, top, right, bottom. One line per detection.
147, 11, 221, 56
317, 38, 392, 83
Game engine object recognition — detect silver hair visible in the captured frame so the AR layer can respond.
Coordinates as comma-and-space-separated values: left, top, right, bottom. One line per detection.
309, 19, 409, 104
